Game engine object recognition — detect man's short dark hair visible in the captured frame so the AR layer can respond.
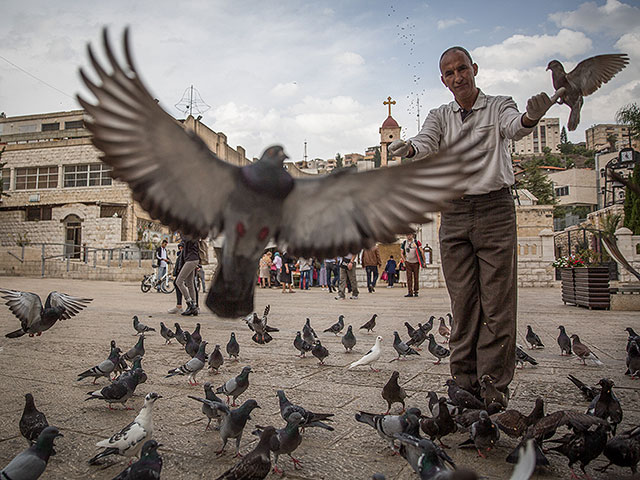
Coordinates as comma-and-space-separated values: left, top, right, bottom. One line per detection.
439, 46, 473, 65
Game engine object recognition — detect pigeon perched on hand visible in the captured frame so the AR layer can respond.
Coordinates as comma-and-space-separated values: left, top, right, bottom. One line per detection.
1, 426, 62, 480
341, 325, 357, 352
132, 315, 155, 334
216, 366, 252, 406
160, 322, 175, 344
166, 341, 207, 386
276, 390, 334, 431
19, 394, 49, 445
0, 288, 92, 338
557, 325, 572, 355
359, 314, 378, 333
77, 29, 484, 319
382, 371, 406, 414
111, 439, 163, 480
324, 315, 345, 335
571, 335, 603, 365
547, 53, 629, 131
349, 335, 383, 371
89, 392, 161, 465
209, 344, 224, 374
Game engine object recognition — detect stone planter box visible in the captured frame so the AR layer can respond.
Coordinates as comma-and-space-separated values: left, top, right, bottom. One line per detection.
561, 267, 610, 310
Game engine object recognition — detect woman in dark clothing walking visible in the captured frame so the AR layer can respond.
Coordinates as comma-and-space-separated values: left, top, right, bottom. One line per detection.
177, 235, 200, 316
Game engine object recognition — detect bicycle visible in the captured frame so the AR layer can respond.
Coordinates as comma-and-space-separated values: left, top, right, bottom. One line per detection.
141, 267, 175, 294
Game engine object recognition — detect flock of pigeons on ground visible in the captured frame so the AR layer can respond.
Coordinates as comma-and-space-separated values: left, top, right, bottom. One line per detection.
1, 287, 639, 479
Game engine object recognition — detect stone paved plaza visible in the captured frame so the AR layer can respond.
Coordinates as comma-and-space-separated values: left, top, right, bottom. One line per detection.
0, 275, 638, 479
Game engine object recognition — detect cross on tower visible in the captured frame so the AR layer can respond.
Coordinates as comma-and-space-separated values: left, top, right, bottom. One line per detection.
383, 96, 396, 117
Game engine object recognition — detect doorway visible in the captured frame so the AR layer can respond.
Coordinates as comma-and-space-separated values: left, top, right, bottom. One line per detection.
63, 215, 82, 259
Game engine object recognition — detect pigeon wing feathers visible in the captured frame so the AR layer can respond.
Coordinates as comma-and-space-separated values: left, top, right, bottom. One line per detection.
567, 53, 629, 97
46, 292, 93, 320
97, 420, 148, 451
0, 289, 42, 330
78, 28, 239, 239
277, 139, 484, 257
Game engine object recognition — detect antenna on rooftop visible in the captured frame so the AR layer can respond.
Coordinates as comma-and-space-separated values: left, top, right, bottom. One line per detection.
174, 85, 211, 116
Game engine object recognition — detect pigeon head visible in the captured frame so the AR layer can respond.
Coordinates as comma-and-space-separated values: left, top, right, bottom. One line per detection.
240, 399, 260, 412
36, 426, 63, 446
287, 412, 304, 425
598, 378, 614, 390
141, 439, 161, 456
145, 392, 163, 403
390, 371, 400, 380
479, 375, 494, 386
444, 379, 456, 387
240, 366, 252, 376
570, 334, 580, 342
478, 410, 489, 421
376, 335, 383, 343
546, 60, 565, 73
558, 325, 565, 331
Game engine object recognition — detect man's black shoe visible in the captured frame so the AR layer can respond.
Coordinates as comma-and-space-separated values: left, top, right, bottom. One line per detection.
405, 293, 413, 297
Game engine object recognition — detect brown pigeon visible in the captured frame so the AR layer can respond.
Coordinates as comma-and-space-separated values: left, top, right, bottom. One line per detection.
78, 28, 486, 318
547, 53, 629, 131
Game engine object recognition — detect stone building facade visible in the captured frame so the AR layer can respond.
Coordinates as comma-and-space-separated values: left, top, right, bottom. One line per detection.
0, 110, 250, 256
509, 117, 561, 155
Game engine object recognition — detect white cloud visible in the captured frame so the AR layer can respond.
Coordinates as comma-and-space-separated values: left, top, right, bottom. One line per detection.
472, 29, 592, 69
334, 51, 365, 66
270, 82, 299, 97
437, 17, 466, 30
549, 0, 640, 35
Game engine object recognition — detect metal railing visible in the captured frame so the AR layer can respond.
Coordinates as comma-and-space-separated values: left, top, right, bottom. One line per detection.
5, 242, 178, 277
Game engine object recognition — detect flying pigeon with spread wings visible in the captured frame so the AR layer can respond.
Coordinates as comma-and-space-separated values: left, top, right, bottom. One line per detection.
78, 28, 484, 318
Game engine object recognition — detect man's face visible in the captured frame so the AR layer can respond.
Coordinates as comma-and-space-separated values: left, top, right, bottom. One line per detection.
440, 50, 478, 105
162, 241, 167, 247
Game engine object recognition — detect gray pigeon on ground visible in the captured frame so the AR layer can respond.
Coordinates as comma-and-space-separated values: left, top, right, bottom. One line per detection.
406, 322, 427, 350
393, 331, 419, 360
599, 424, 640, 475
356, 409, 422, 450
571, 335, 603, 365
1, 426, 62, 480
226, 333, 240, 360
160, 321, 175, 344
208, 344, 224, 374
427, 334, 450, 365
166, 341, 207, 386
0, 288, 92, 338
216, 366, 251, 406
311, 341, 329, 365
459, 410, 500, 457
382, 371, 406, 414
214, 425, 276, 480
626, 338, 640, 378
341, 325, 357, 352
116, 356, 147, 385
557, 325, 572, 355
253, 412, 304, 474
123, 335, 145, 363
324, 315, 345, 335
587, 378, 623, 435
133, 315, 155, 334
515, 345, 538, 369
393, 432, 456, 479
77, 346, 121, 384
89, 392, 161, 465
174, 322, 187, 346
359, 314, 377, 333
188, 382, 226, 431
547, 53, 629, 130
78, 29, 484, 319
293, 331, 313, 357
19, 394, 49, 445
184, 331, 200, 358
85, 369, 144, 409
445, 379, 484, 410
215, 399, 261, 457
525, 325, 544, 349
302, 318, 317, 345
111, 439, 163, 480
191, 322, 202, 344
437, 317, 450, 343
276, 390, 334, 431
420, 397, 458, 448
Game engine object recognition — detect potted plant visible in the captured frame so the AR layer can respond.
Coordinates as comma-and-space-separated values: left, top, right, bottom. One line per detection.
552, 250, 610, 309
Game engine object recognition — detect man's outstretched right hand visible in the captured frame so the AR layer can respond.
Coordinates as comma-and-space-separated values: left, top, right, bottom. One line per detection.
388, 139, 413, 158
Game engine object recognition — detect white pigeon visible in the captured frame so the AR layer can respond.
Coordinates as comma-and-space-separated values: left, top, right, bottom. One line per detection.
88, 392, 161, 464
348, 336, 383, 372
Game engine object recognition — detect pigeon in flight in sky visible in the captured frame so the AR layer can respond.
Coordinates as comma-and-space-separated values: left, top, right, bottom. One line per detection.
78, 28, 485, 318
0, 288, 92, 338
547, 53, 629, 131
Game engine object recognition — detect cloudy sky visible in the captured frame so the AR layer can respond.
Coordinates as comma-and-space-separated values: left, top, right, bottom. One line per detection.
1, 0, 639, 160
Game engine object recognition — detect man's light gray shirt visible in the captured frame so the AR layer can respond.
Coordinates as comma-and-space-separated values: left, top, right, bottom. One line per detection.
409, 90, 534, 195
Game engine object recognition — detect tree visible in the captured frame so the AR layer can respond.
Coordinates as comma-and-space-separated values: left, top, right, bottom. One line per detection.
560, 126, 568, 145
335, 152, 343, 169
616, 102, 640, 141
607, 133, 618, 152
623, 161, 640, 234
372, 147, 381, 168
518, 165, 556, 204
